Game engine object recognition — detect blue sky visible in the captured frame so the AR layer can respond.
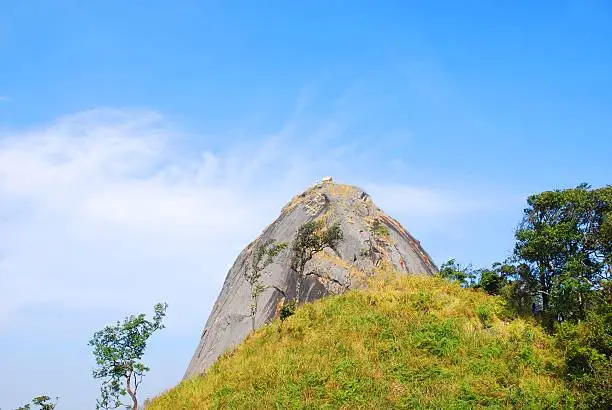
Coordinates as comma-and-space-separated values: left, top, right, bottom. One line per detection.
0, 1, 610, 408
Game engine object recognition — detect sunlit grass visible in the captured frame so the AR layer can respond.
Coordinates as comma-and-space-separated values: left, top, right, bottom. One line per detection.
147, 274, 576, 409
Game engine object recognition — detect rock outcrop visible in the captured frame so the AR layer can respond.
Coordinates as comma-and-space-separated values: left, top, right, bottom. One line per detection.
184, 180, 438, 378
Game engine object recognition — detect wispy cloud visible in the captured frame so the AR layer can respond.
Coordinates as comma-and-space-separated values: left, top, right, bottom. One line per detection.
0, 96, 10, 102
0, 107, 498, 333
0, 108, 308, 329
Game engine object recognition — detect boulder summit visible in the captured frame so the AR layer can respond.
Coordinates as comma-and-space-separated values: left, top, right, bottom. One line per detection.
184, 180, 438, 378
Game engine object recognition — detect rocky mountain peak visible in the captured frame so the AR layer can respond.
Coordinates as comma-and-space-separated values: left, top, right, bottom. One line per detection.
184, 179, 438, 378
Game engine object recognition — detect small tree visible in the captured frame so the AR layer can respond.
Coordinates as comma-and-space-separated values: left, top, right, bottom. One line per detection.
244, 239, 288, 331
438, 259, 475, 288
15, 396, 58, 410
89, 303, 167, 410
290, 220, 343, 303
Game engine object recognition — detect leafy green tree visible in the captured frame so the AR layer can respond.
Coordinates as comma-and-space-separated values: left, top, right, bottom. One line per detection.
514, 183, 611, 319
244, 239, 288, 331
497, 262, 540, 314
475, 265, 506, 295
89, 303, 167, 410
438, 259, 476, 288
290, 220, 343, 303
15, 396, 58, 410
440, 259, 537, 314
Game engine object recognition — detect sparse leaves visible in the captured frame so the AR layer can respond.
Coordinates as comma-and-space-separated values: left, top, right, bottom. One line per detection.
290, 220, 343, 302
438, 259, 475, 288
244, 239, 288, 331
89, 303, 167, 410
370, 219, 390, 237
15, 396, 58, 410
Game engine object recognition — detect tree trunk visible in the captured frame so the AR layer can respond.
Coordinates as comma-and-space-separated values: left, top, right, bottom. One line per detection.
251, 300, 257, 332
538, 264, 549, 311
541, 290, 549, 312
126, 372, 138, 410
295, 273, 302, 303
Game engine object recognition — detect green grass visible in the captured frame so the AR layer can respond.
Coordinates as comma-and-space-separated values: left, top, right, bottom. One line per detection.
147, 274, 577, 409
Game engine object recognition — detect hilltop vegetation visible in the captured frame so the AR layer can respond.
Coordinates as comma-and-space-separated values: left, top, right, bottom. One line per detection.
148, 273, 576, 409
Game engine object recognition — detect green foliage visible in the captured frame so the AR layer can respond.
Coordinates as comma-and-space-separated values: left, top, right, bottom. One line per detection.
497, 263, 538, 314
370, 219, 390, 237
414, 319, 461, 357
15, 396, 57, 410
290, 219, 343, 302
89, 303, 167, 410
475, 265, 507, 295
279, 300, 296, 322
443, 260, 534, 314
290, 220, 343, 274
554, 290, 612, 409
514, 183, 611, 318
244, 239, 288, 331
476, 304, 494, 328
438, 259, 475, 287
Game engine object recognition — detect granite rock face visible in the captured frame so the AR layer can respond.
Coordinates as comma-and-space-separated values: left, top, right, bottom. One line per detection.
184, 181, 438, 378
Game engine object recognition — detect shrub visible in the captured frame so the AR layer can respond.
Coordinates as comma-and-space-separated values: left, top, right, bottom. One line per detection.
280, 300, 296, 321
476, 304, 494, 328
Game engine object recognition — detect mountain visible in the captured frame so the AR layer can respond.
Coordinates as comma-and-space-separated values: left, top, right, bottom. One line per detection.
184, 180, 438, 378
149, 274, 575, 409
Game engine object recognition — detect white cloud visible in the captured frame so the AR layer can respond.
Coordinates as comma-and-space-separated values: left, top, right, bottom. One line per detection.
0, 96, 9, 102
0, 109, 307, 329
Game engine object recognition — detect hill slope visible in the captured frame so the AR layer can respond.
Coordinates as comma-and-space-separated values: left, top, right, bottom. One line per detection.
185, 181, 438, 378
149, 272, 576, 409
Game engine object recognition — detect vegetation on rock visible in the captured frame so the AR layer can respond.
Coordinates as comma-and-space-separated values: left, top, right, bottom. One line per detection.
290, 220, 343, 303
370, 219, 391, 237
244, 239, 288, 331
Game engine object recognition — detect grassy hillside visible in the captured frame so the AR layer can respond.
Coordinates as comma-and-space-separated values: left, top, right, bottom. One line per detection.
148, 273, 576, 409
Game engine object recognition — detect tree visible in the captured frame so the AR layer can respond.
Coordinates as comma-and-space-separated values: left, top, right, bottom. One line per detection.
514, 183, 611, 319
475, 265, 506, 295
440, 259, 538, 314
438, 259, 476, 288
244, 239, 287, 331
89, 303, 167, 410
15, 396, 58, 410
290, 220, 343, 303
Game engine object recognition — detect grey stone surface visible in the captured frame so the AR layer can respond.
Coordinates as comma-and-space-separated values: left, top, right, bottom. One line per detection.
184, 181, 438, 379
